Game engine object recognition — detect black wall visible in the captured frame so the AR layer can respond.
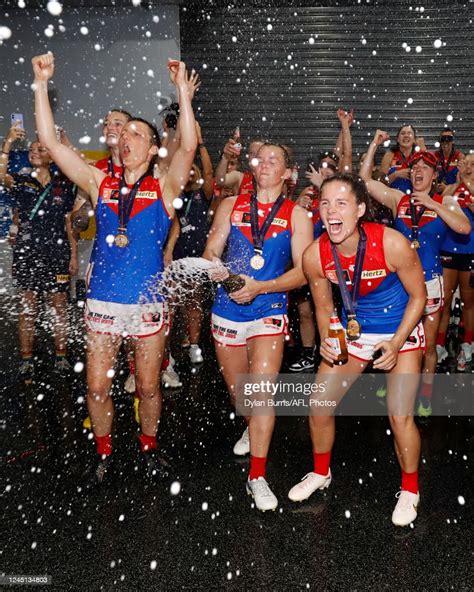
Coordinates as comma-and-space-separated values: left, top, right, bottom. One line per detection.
181, 1, 473, 169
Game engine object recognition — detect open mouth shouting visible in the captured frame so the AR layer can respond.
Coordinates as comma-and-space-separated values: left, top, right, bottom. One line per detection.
327, 217, 344, 238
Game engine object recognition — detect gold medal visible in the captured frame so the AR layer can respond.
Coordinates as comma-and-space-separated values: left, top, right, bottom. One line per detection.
411, 239, 420, 249
114, 233, 129, 248
346, 317, 362, 341
250, 253, 265, 270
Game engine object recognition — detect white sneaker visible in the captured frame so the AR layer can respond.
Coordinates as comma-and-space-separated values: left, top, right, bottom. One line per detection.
288, 470, 332, 502
161, 365, 182, 388
391, 490, 419, 526
189, 344, 204, 364
246, 477, 278, 511
233, 427, 250, 456
124, 372, 136, 393
436, 344, 448, 364
460, 342, 472, 362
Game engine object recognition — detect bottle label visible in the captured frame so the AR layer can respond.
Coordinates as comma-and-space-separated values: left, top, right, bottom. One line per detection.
327, 337, 341, 355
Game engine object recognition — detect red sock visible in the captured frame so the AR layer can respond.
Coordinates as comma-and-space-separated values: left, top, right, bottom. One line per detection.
21, 352, 33, 361
313, 450, 331, 476
249, 455, 266, 480
401, 469, 419, 494
161, 355, 169, 371
95, 434, 112, 456
436, 332, 446, 347
420, 381, 433, 400
464, 330, 473, 344
139, 432, 157, 452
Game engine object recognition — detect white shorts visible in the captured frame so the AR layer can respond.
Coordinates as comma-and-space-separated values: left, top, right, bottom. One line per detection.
347, 322, 425, 362
211, 313, 288, 347
85, 298, 168, 338
424, 275, 444, 316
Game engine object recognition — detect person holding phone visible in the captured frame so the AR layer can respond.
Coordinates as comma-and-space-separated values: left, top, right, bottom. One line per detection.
289, 173, 427, 526
0, 124, 76, 382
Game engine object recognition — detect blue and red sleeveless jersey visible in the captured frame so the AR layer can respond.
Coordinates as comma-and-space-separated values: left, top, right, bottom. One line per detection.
319, 222, 409, 334
94, 156, 123, 179
394, 193, 447, 281
435, 148, 462, 186
238, 171, 255, 196
441, 183, 474, 254
88, 175, 171, 304
212, 193, 295, 321
387, 149, 414, 193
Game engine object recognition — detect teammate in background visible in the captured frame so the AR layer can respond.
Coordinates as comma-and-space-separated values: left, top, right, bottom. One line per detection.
214, 128, 263, 197
436, 154, 474, 369
288, 108, 354, 373
204, 143, 313, 511
289, 173, 427, 526
379, 124, 426, 193
0, 124, 76, 381
360, 130, 470, 417
432, 128, 464, 193
32, 52, 197, 486
164, 122, 213, 364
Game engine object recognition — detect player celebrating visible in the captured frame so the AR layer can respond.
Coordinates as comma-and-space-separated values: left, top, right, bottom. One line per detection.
204, 143, 313, 511
289, 173, 427, 526
32, 52, 197, 487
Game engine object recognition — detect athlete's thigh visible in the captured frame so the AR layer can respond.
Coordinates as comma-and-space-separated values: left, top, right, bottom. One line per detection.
215, 341, 249, 378
313, 356, 368, 406
133, 330, 167, 383
386, 349, 422, 416
87, 331, 122, 387
246, 334, 285, 374
442, 267, 459, 305
423, 309, 441, 342
459, 270, 474, 305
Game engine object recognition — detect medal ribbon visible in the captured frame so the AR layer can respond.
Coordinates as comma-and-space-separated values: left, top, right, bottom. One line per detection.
330, 225, 367, 319
409, 200, 426, 245
29, 182, 53, 221
118, 172, 149, 233
250, 192, 286, 254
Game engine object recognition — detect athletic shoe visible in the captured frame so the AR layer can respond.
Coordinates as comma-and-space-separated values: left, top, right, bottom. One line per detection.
161, 365, 182, 388
376, 385, 387, 399
18, 360, 34, 383
83, 416, 92, 430
189, 344, 204, 364
288, 354, 314, 373
417, 397, 432, 418
391, 490, 419, 526
140, 449, 170, 481
54, 357, 72, 377
124, 372, 136, 393
80, 454, 112, 491
288, 470, 332, 502
436, 345, 448, 364
246, 477, 278, 511
233, 427, 250, 456
457, 348, 467, 372
133, 397, 140, 424
459, 342, 472, 363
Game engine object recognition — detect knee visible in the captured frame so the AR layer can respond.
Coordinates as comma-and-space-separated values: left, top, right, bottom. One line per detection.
309, 414, 333, 430
87, 383, 110, 405
389, 415, 414, 433
136, 379, 160, 400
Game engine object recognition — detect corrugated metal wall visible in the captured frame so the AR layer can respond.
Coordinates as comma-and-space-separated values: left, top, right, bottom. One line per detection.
180, 1, 473, 169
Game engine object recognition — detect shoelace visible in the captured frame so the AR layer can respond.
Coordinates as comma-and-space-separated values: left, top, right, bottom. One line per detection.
395, 491, 417, 510
252, 479, 273, 498
299, 472, 326, 489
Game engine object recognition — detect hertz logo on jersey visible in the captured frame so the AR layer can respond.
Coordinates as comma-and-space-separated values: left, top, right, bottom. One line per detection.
361, 269, 387, 279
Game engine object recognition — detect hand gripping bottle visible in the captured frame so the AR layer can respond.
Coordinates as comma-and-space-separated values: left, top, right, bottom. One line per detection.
327, 311, 348, 365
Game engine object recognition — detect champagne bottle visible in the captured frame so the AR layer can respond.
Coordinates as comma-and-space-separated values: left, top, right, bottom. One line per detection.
222, 273, 246, 294
327, 311, 348, 365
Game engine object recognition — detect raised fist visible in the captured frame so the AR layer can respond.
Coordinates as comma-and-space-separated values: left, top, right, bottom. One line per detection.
373, 129, 390, 146
32, 53, 55, 81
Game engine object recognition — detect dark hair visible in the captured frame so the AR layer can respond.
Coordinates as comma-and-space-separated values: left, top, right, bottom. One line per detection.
440, 128, 454, 136
106, 108, 133, 121
257, 142, 294, 167
318, 150, 339, 165
128, 117, 161, 174
320, 172, 373, 225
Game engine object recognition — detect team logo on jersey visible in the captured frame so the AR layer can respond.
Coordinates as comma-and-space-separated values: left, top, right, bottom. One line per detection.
263, 317, 282, 327
326, 268, 351, 285
232, 211, 251, 225
102, 188, 120, 202
136, 191, 158, 200
142, 312, 161, 323
399, 206, 437, 219
272, 217, 288, 229
271, 303, 283, 309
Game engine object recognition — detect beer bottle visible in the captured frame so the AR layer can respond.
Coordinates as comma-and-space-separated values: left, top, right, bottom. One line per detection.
327, 311, 348, 365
